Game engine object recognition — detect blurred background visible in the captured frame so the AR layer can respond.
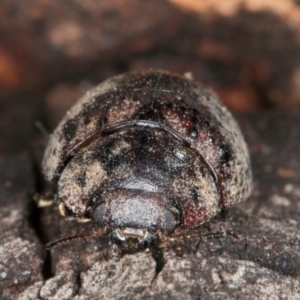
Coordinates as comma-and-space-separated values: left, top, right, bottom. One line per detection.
1, 0, 300, 156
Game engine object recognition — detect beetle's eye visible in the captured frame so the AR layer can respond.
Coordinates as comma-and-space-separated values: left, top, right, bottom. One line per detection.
92, 203, 107, 223
163, 208, 179, 233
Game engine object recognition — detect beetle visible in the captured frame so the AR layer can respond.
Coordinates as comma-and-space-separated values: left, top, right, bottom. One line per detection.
42, 70, 252, 250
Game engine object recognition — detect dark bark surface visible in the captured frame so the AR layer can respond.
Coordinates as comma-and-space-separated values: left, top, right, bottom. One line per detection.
0, 155, 43, 299
1, 109, 300, 299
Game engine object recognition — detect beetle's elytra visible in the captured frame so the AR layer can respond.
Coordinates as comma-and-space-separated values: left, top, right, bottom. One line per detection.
42, 70, 252, 244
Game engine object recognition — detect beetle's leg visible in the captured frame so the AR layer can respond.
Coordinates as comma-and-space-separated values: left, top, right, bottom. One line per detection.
77, 217, 92, 223
34, 191, 56, 208
36, 196, 55, 208
58, 202, 78, 218
150, 239, 165, 284
58, 202, 67, 216
38, 198, 54, 207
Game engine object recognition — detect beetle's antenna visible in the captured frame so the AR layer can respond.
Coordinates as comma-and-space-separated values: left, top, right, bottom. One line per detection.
35, 120, 49, 138
46, 233, 92, 249
46, 226, 107, 250
160, 228, 240, 255
182, 229, 239, 241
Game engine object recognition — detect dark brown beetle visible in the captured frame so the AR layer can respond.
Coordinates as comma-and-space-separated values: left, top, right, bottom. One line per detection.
42, 70, 252, 248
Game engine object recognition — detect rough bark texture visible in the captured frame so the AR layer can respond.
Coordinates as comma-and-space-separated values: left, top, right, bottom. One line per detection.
0, 155, 43, 299
0, 109, 299, 299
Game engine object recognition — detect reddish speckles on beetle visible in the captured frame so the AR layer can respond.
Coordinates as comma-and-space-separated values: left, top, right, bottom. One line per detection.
42, 70, 252, 249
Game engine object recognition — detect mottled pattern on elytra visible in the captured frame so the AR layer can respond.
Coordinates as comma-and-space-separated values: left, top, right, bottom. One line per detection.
171, 162, 219, 227
58, 127, 219, 229
43, 73, 128, 181
58, 154, 108, 216
43, 70, 252, 228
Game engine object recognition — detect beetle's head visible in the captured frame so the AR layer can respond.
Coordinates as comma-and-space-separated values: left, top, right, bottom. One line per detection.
90, 188, 180, 247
